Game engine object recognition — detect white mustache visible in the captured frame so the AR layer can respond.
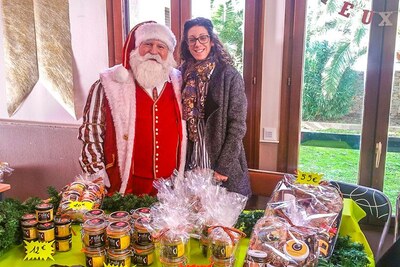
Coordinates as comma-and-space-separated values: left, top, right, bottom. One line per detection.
143, 54, 162, 63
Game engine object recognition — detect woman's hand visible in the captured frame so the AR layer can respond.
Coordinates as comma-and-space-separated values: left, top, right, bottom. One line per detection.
213, 171, 228, 182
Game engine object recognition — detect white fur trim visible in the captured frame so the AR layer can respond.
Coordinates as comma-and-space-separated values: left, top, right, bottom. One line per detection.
100, 66, 185, 194
113, 64, 131, 83
135, 23, 176, 51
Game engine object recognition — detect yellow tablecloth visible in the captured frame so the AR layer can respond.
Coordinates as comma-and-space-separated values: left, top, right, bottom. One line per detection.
0, 199, 374, 266
0, 225, 249, 267
339, 198, 375, 266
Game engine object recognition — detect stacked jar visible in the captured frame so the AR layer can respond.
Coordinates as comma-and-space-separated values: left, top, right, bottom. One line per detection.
21, 213, 38, 242
35, 203, 55, 253
81, 217, 107, 267
54, 216, 72, 252
131, 213, 155, 266
158, 232, 188, 267
106, 212, 132, 267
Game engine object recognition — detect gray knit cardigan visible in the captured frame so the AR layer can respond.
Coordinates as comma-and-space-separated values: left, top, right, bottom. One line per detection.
201, 63, 252, 197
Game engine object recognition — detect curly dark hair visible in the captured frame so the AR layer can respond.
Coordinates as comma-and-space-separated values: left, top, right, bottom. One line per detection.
180, 17, 234, 67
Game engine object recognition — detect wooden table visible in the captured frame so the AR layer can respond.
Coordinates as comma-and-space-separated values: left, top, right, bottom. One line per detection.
0, 183, 10, 200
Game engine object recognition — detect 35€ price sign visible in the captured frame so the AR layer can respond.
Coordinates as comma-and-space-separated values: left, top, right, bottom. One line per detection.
296, 170, 323, 185
23, 240, 55, 261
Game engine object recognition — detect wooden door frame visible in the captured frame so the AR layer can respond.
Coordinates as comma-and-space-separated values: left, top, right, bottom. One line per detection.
243, 0, 265, 169
277, 0, 307, 173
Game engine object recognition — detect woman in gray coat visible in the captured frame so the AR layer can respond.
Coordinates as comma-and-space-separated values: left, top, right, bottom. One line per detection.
179, 17, 251, 197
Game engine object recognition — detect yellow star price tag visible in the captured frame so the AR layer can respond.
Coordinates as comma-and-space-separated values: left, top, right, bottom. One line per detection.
104, 263, 123, 267
69, 201, 94, 210
296, 170, 323, 185
23, 240, 55, 261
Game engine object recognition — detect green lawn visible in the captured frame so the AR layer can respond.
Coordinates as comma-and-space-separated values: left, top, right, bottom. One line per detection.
298, 145, 400, 213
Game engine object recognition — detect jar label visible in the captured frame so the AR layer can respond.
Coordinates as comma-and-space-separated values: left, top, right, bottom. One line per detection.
137, 232, 152, 244
86, 255, 105, 267
37, 211, 51, 222
38, 229, 55, 242
132, 252, 153, 265
108, 257, 130, 267
108, 236, 130, 250
211, 244, 234, 259
162, 243, 185, 258
23, 228, 37, 240
55, 239, 72, 252
88, 233, 106, 247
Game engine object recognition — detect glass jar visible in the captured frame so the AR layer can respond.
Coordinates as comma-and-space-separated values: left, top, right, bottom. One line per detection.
83, 209, 105, 222
109, 211, 131, 223
159, 233, 188, 266
107, 249, 132, 266
35, 203, 54, 223
212, 257, 235, 267
210, 239, 236, 260
55, 234, 72, 252
82, 218, 107, 248
106, 221, 131, 250
200, 225, 210, 257
37, 222, 55, 242
54, 216, 72, 238
133, 217, 152, 245
84, 247, 106, 267
244, 249, 268, 267
21, 213, 36, 222
131, 207, 152, 221
21, 219, 38, 241
159, 256, 186, 267
132, 243, 155, 266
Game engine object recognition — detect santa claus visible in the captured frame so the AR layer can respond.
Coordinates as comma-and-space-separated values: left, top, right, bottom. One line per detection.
78, 21, 186, 196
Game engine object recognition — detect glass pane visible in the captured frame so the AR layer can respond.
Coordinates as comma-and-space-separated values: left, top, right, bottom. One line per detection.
191, 0, 245, 73
127, 0, 171, 29
384, 17, 400, 210
298, 0, 371, 184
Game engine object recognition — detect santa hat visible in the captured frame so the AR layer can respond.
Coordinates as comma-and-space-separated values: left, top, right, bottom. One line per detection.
115, 21, 176, 83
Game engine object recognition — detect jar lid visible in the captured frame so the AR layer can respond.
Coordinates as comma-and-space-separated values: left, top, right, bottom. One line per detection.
247, 249, 268, 263
84, 247, 106, 255
85, 209, 104, 216
108, 248, 132, 257
131, 207, 151, 217
83, 218, 107, 230
35, 203, 53, 211
56, 234, 72, 240
107, 221, 130, 232
134, 217, 152, 227
37, 222, 55, 230
21, 213, 36, 221
21, 219, 38, 227
283, 239, 310, 262
132, 243, 155, 251
54, 216, 71, 225
109, 211, 130, 221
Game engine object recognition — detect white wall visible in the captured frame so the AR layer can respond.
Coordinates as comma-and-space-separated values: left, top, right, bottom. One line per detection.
259, 1, 286, 170
0, 0, 109, 124
0, 1, 109, 200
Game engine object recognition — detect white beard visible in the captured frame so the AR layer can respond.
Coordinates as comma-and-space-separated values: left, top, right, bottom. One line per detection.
130, 49, 176, 89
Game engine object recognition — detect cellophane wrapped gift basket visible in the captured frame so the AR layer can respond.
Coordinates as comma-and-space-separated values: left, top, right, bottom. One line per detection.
246, 173, 343, 266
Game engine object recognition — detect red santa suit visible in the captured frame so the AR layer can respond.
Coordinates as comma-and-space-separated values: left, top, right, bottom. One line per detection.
78, 21, 186, 195
101, 67, 185, 195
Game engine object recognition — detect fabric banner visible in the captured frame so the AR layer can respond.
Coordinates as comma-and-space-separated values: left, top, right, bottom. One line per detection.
33, 0, 74, 118
1, 0, 38, 116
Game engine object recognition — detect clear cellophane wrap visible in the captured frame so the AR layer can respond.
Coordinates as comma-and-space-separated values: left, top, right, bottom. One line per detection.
56, 175, 106, 222
183, 169, 248, 264
247, 174, 343, 266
